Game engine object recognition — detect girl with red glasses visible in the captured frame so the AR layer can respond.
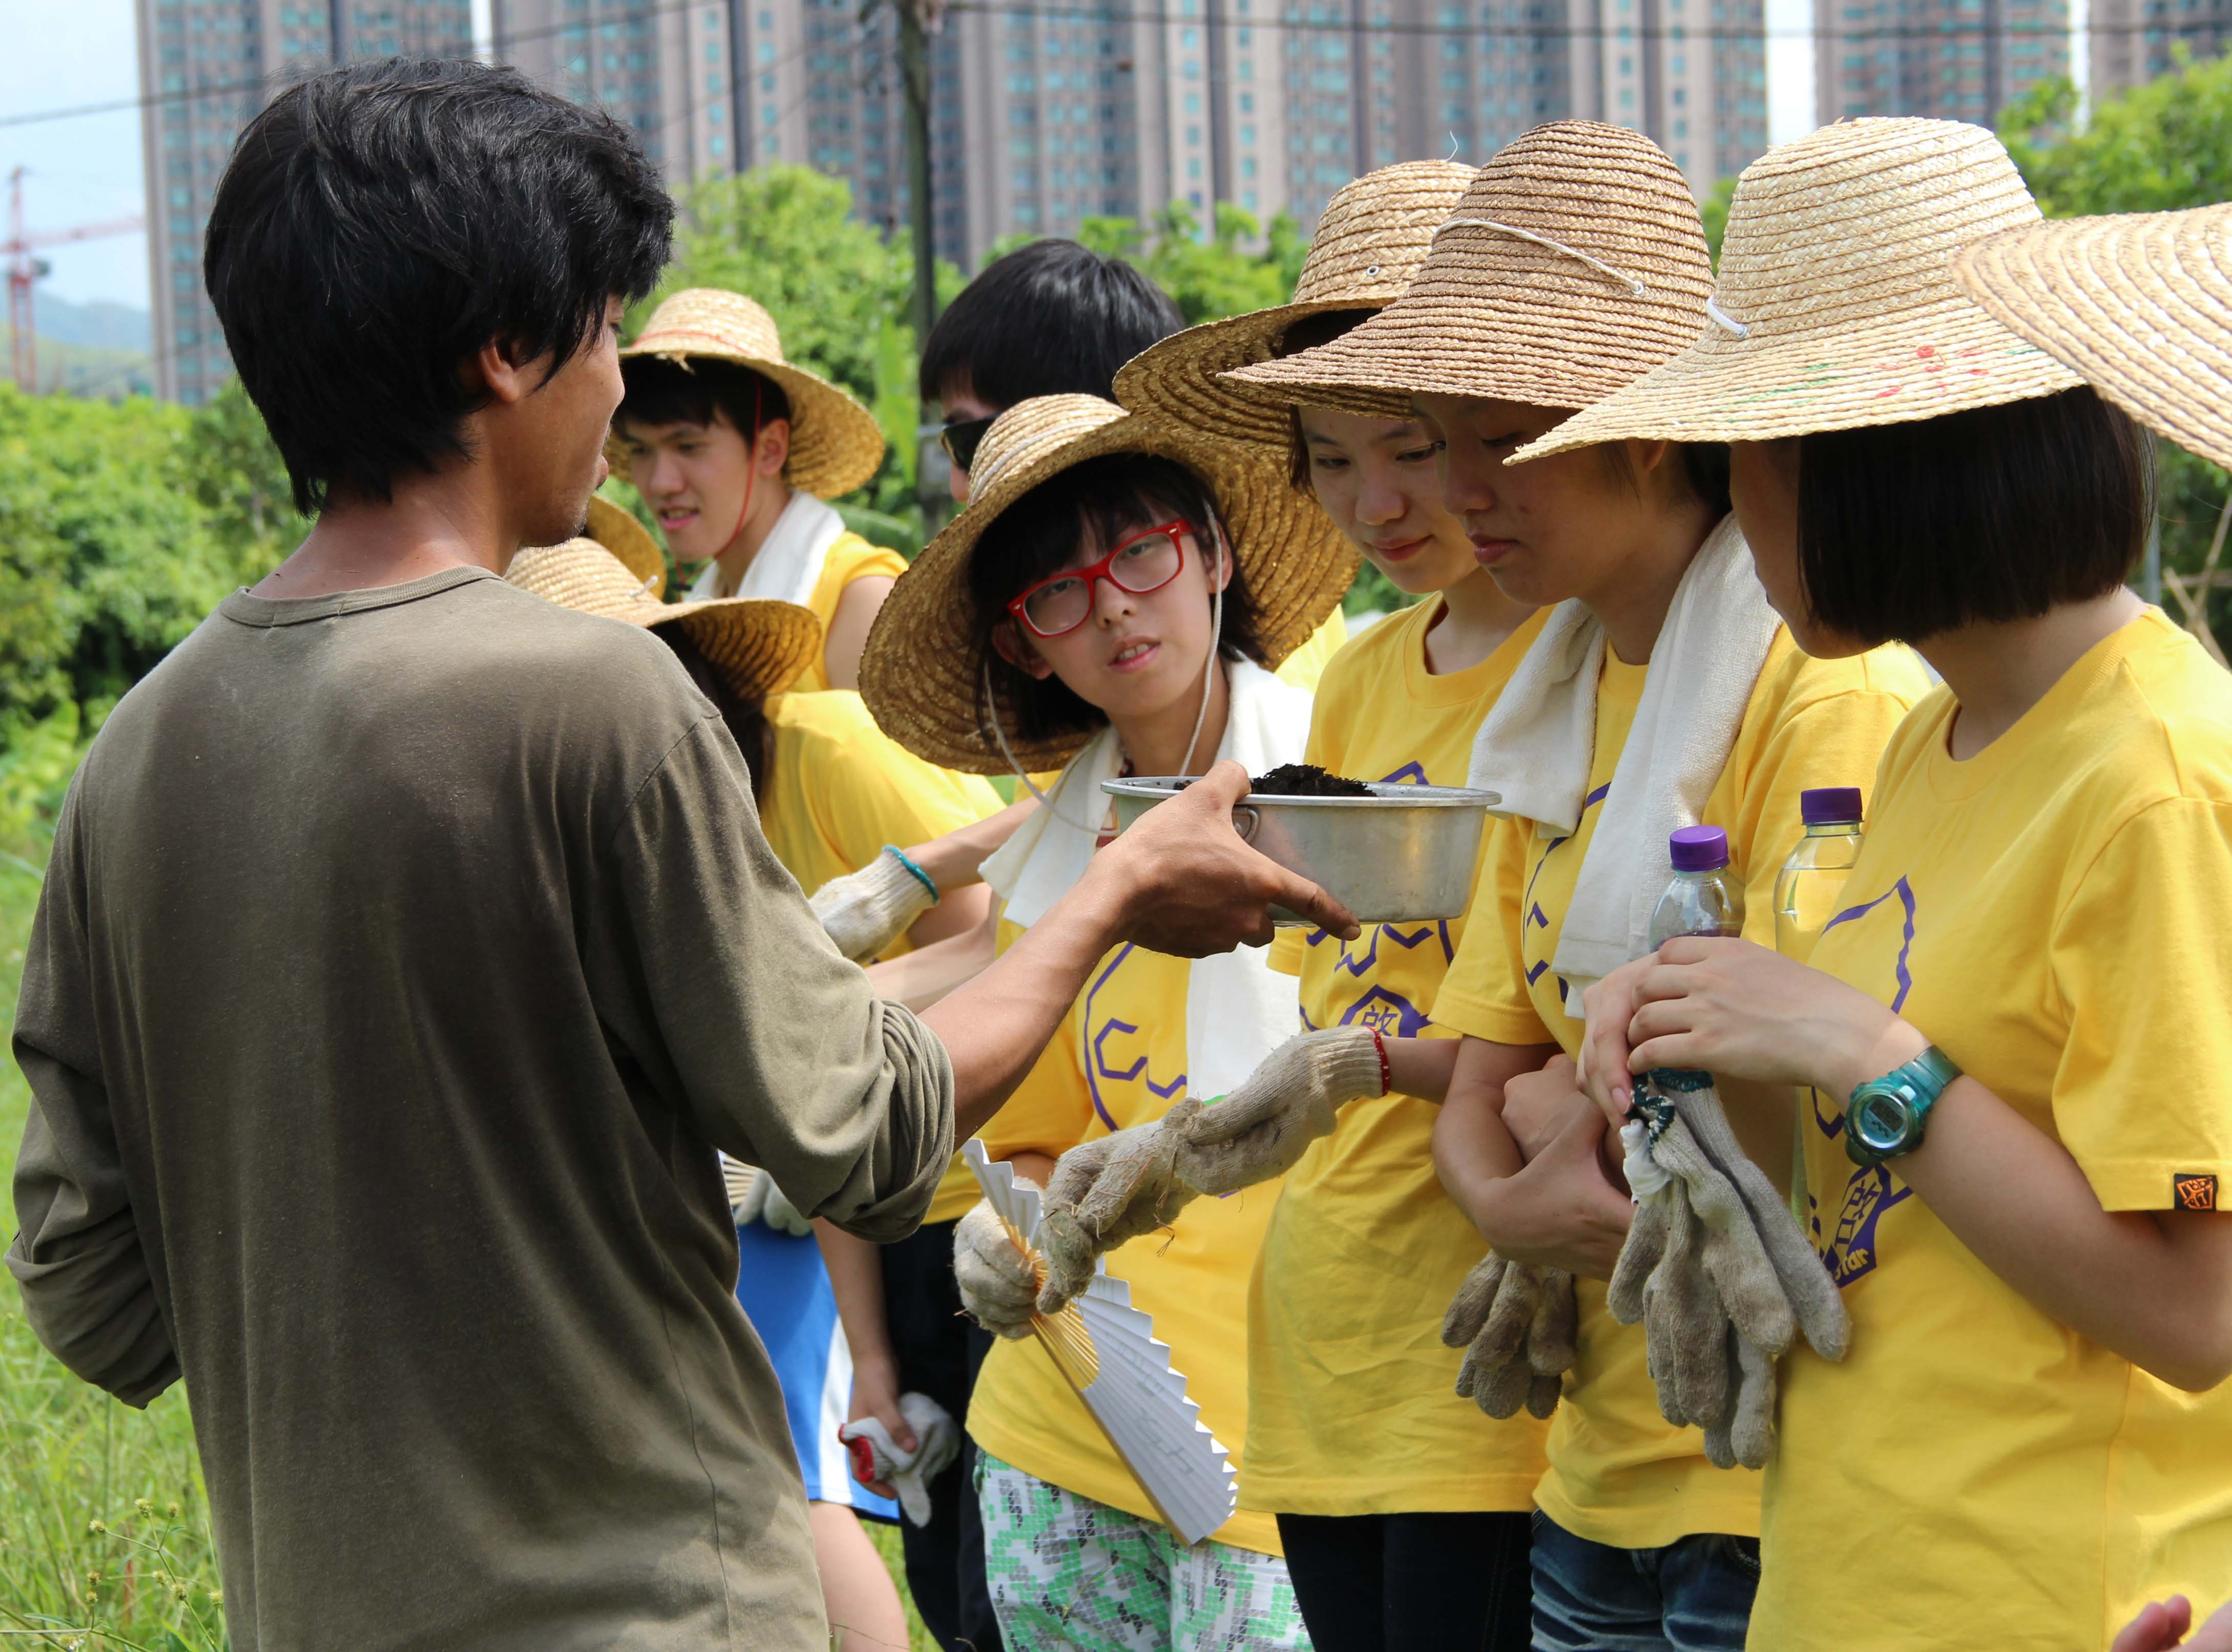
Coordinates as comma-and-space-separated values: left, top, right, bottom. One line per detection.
859, 393, 1355, 1652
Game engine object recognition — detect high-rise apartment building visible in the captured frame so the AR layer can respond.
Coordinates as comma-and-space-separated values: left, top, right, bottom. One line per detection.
136, 0, 474, 404
1812, 0, 2068, 124
492, 0, 1764, 273
2088, 0, 2231, 97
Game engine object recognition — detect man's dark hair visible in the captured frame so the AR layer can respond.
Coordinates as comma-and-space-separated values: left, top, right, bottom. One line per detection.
966, 454, 1268, 747
1797, 387, 2150, 646
618, 356, 792, 444
920, 240, 1184, 407
205, 59, 674, 514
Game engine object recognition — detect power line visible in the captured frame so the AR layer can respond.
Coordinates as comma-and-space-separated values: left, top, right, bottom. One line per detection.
7, 0, 2224, 130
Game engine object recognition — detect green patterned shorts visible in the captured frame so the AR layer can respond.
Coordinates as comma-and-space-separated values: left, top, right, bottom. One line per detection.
974, 1452, 1313, 1650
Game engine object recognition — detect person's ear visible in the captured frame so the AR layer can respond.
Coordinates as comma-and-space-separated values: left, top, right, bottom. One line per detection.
990, 619, 1056, 681
754, 417, 792, 478
1629, 438, 1676, 480
472, 337, 540, 407
1201, 519, 1236, 595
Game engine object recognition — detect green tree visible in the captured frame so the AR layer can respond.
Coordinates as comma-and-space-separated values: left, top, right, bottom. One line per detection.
1072, 200, 1308, 325
1700, 176, 1737, 268
2002, 52, 2232, 655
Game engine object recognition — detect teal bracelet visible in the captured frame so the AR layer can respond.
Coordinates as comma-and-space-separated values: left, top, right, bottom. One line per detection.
884, 845, 939, 903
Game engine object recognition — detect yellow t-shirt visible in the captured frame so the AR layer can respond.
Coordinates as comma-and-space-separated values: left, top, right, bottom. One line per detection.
1755, 610, 2232, 1651
1432, 628, 1929, 1549
796, 532, 907, 694
1248, 598, 1553, 1515
1273, 608, 1348, 693
756, 691, 1003, 1225
967, 919, 1286, 1556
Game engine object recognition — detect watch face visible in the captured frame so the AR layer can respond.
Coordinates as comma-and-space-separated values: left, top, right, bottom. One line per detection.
1852, 1089, 1913, 1152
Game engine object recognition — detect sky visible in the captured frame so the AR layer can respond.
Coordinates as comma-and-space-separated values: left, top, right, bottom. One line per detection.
11, 0, 1819, 319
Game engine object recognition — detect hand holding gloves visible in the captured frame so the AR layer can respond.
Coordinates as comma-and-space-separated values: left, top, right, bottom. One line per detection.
840, 1392, 960, 1527
807, 847, 938, 962
1608, 1078, 1849, 1469
1441, 1254, 1576, 1421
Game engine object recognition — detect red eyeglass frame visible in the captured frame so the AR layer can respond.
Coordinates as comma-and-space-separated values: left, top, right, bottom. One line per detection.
1003, 519, 1197, 638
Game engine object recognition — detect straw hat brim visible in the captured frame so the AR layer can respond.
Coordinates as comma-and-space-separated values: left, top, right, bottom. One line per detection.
1113, 295, 1407, 447
1503, 295, 2083, 461
1953, 203, 2232, 473
860, 413, 1359, 775
613, 334, 887, 500
586, 494, 669, 599
508, 539, 821, 700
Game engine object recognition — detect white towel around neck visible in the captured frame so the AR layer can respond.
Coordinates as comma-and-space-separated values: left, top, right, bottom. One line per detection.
1466, 514, 1780, 1015
687, 490, 849, 608
981, 657, 1315, 1099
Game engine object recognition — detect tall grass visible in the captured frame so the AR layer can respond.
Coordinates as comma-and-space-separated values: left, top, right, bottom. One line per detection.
0, 741, 934, 1651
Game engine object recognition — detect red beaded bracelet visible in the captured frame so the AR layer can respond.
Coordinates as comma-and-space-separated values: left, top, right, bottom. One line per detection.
1368, 1026, 1391, 1097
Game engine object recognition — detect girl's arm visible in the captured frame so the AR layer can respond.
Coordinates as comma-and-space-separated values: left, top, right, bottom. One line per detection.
815, 1219, 907, 1495
1583, 937, 2232, 1391
1432, 1036, 1631, 1279
865, 901, 999, 1014
904, 882, 993, 950
822, 575, 895, 692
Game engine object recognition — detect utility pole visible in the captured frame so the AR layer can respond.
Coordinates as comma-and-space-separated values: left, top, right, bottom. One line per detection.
897, 0, 944, 521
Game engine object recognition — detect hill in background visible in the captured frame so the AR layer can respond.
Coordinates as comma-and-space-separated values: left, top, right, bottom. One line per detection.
2, 297, 157, 400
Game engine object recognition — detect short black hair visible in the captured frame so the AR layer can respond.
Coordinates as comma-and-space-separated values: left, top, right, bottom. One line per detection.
965, 454, 1268, 748
618, 356, 792, 443
205, 59, 673, 514
920, 240, 1184, 407
1275, 307, 1378, 488
1595, 440, 1733, 519
1797, 387, 2150, 646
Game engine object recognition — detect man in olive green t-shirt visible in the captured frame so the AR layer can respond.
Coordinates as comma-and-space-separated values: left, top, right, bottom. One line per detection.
6, 62, 1351, 1652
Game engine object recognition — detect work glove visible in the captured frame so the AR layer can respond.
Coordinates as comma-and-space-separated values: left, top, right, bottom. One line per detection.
1441, 1253, 1575, 1421
840, 1392, 961, 1528
953, 1196, 1040, 1340
1607, 1077, 1849, 1468
721, 1156, 813, 1236
808, 848, 937, 962
1035, 1099, 1205, 1313
1170, 1026, 1387, 1196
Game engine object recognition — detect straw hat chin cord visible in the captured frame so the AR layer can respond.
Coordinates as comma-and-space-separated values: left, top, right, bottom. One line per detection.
1705, 299, 1749, 339
1433, 218, 1651, 302
981, 517, 1230, 833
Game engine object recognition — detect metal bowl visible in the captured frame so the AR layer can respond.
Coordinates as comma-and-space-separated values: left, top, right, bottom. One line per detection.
1101, 777, 1500, 926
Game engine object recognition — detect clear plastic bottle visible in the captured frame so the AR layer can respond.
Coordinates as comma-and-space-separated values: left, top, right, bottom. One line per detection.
1774, 787, 1866, 966
1643, 826, 1741, 1094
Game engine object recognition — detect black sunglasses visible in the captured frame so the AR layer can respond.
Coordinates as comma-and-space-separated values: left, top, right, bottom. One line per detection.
940, 415, 996, 473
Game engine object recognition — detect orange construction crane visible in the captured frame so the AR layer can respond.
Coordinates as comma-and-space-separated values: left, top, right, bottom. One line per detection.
6, 168, 146, 392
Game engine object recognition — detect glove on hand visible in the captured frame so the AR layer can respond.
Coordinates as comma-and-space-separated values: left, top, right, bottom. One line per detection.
840, 1392, 961, 1526
1608, 1079, 1850, 1463
1441, 1253, 1576, 1421
720, 1157, 813, 1236
808, 848, 936, 962
1171, 1027, 1386, 1196
1036, 1098, 1205, 1314
953, 1196, 1040, 1339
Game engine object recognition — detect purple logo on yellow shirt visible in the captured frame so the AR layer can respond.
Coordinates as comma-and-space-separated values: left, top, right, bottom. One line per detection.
1084, 945, 1186, 1129
1808, 877, 1921, 1288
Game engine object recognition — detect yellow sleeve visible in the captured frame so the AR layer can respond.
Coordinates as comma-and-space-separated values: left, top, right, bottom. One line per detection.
1429, 815, 1553, 1046
975, 925, 1098, 1163
1267, 931, 1306, 977
2049, 796, 2232, 1211
1273, 609, 1349, 693
1727, 680, 1921, 951
811, 707, 1003, 877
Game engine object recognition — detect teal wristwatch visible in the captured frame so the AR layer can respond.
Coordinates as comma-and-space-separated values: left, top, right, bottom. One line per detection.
1844, 1046, 1962, 1167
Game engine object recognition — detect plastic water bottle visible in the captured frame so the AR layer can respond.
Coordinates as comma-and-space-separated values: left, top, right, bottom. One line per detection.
1774, 787, 1865, 967
1641, 825, 1741, 1095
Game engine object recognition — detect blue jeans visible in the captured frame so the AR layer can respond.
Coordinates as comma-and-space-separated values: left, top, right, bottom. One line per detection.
1531, 1512, 1759, 1652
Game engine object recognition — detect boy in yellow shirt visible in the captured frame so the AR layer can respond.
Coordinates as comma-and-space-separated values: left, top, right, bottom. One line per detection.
1561, 120, 2232, 1651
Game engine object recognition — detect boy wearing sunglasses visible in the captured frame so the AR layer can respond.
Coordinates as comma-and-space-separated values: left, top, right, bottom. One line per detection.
858, 395, 1359, 1651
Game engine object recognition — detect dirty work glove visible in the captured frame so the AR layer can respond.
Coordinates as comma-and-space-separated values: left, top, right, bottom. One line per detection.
1702, 1326, 1779, 1471
953, 1197, 1040, 1340
808, 847, 937, 962
1036, 1099, 1205, 1313
840, 1393, 960, 1527
1171, 1027, 1387, 1197
1441, 1254, 1575, 1421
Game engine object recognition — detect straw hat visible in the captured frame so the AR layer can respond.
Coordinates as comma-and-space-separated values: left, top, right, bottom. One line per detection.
1512, 118, 2083, 461
1223, 122, 1713, 419
859, 394, 1359, 774
586, 493, 669, 599
1954, 201, 2232, 472
506, 537, 820, 700
611, 288, 886, 499
1112, 160, 1478, 445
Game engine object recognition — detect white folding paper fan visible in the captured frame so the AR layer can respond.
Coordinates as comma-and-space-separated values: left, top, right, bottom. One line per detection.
963, 1140, 1238, 1545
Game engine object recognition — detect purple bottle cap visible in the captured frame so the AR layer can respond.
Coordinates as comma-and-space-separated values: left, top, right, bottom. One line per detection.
1801, 786, 1864, 826
1668, 825, 1730, 872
